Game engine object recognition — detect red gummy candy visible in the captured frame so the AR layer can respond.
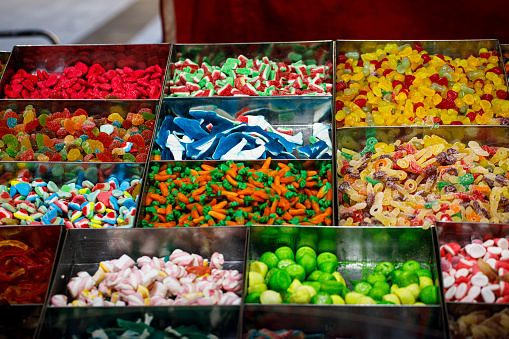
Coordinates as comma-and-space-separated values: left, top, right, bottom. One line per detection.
141, 129, 153, 140
135, 152, 148, 163
49, 153, 63, 161
97, 132, 112, 148
127, 134, 145, 147
25, 119, 40, 130
97, 153, 113, 162
20, 149, 34, 161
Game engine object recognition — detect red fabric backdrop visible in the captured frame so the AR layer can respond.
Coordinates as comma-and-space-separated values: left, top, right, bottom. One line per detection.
173, 0, 509, 44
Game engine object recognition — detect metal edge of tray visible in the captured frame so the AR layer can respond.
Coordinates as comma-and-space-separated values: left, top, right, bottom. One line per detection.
241, 225, 445, 338
40, 226, 247, 338
0, 43, 171, 100
135, 159, 335, 229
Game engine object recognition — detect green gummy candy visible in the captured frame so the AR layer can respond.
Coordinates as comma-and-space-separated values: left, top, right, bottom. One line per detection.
123, 154, 136, 162
2, 134, 18, 148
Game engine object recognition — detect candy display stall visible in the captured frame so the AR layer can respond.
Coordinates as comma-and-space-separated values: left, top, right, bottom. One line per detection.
0, 39, 508, 338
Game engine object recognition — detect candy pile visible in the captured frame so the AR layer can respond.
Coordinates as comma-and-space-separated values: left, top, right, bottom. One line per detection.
87, 313, 220, 339
3, 62, 164, 99
246, 245, 438, 305
141, 159, 333, 227
0, 105, 154, 162
0, 238, 56, 304
0, 170, 140, 228
51, 250, 242, 306
244, 329, 324, 339
155, 107, 331, 160
166, 56, 332, 97
338, 135, 509, 227
441, 238, 509, 303
449, 308, 509, 339
336, 44, 509, 126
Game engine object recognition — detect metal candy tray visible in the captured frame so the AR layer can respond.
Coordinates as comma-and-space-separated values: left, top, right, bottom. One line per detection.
243, 226, 447, 338
40, 227, 247, 338
0, 225, 62, 338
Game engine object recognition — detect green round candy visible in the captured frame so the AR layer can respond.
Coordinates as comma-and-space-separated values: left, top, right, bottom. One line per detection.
311, 291, 332, 305
402, 260, 421, 272
353, 282, 372, 295
264, 268, 279, 285
373, 281, 390, 294
245, 292, 261, 303
268, 269, 292, 292
366, 272, 386, 285
390, 270, 403, 285
297, 253, 317, 275
368, 287, 387, 301
318, 260, 338, 274
399, 271, 420, 288
277, 259, 296, 270
260, 252, 279, 270
303, 281, 321, 294
317, 252, 337, 266
317, 272, 335, 282
284, 264, 306, 282
296, 246, 317, 262
419, 285, 438, 305
415, 269, 432, 279
307, 270, 323, 281
275, 246, 294, 261
374, 262, 395, 277
320, 280, 344, 296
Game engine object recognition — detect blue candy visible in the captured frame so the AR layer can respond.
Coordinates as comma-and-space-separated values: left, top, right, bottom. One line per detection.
15, 182, 30, 196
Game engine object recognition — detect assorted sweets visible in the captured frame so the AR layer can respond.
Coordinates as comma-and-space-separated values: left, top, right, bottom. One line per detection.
166, 55, 333, 97
449, 308, 509, 339
155, 106, 331, 160
441, 238, 509, 303
0, 167, 140, 227
338, 135, 509, 227
245, 244, 438, 306
51, 250, 242, 307
141, 159, 333, 228
86, 313, 221, 339
336, 44, 509, 126
0, 236, 56, 304
0, 105, 154, 162
3, 62, 164, 99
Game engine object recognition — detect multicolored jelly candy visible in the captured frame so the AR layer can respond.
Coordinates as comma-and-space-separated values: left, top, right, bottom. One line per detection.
0, 105, 154, 162
336, 44, 509, 127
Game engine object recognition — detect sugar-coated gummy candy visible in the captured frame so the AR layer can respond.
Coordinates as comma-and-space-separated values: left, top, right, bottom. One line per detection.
3, 62, 164, 100
450, 308, 509, 338
166, 55, 333, 97
336, 44, 509, 126
141, 159, 333, 228
0, 105, 156, 162
338, 134, 509, 227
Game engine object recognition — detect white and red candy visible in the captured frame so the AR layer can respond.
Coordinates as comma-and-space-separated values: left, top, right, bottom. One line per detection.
51, 249, 243, 307
167, 56, 333, 97
3, 63, 164, 100
441, 238, 509, 303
